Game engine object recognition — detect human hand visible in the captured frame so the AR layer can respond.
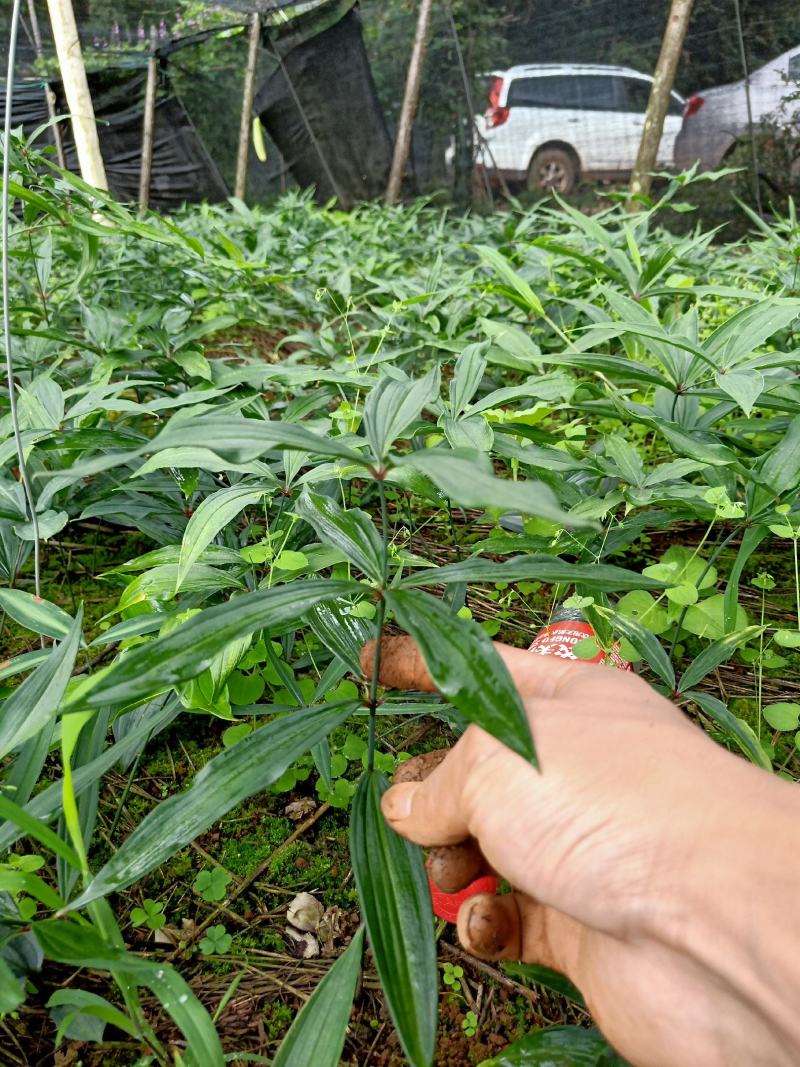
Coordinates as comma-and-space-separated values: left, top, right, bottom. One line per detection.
361, 636, 800, 1067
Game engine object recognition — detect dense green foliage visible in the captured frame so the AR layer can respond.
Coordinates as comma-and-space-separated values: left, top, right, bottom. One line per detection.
1, 131, 800, 1063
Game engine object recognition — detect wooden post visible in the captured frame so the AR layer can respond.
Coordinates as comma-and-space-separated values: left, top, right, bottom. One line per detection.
27, 0, 66, 168
138, 25, 158, 211
234, 12, 261, 200
45, 0, 107, 190
385, 0, 434, 205
627, 0, 693, 209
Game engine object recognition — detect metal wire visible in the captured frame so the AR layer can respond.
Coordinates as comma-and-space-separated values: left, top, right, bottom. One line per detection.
732, 0, 763, 216
3, 0, 42, 600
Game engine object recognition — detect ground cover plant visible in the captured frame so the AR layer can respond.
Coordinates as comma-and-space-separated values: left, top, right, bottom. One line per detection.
1, 132, 800, 1065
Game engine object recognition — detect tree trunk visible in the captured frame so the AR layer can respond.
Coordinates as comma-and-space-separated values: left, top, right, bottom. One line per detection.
138, 26, 158, 212
45, 0, 107, 190
385, 0, 434, 206
234, 13, 261, 201
627, 0, 693, 209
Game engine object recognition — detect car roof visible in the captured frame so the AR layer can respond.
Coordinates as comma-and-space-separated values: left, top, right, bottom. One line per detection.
500, 63, 653, 80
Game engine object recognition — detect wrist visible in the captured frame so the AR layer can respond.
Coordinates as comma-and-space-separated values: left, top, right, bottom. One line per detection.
671, 758, 800, 1056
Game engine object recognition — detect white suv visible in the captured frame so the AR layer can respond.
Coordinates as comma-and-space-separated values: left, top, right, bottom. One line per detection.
473, 63, 684, 194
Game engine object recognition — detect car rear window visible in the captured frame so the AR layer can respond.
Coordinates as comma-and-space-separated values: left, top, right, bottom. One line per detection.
507, 73, 621, 111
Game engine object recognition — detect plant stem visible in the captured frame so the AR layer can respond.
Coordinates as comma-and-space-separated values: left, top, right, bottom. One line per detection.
367, 479, 390, 772
794, 536, 800, 630
668, 524, 743, 660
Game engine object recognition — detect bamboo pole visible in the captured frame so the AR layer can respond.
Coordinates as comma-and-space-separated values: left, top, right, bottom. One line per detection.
27, 0, 66, 167
234, 12, 261, 200
45, 0, 107, 190
627, 0, 693, 209
138, 25, 158, 211
385, 0, 434, 205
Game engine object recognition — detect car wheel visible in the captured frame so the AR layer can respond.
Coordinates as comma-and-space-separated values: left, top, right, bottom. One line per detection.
528, 147, 577, 194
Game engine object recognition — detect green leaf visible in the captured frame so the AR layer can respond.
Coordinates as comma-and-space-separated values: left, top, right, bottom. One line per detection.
0, 608, 82, 760
479, 318, 541, 370
48, 988, 141, 1044
177, 485, 270, 593
683, 595, 747, 640
69, 580, 361, 710
350, 772, 436, 1067
399, 555, 663, 592
396, 452, 593, 529
678, 626, 764, 692
386, 589, 535, 763
501, 963, 584, 1006
774, 629, 800, 648
714, 369, 764, 415
449, 344, 488, 415
664, 582, 698, 606
685, 690, 771, 770
307, 598, 372, 676
762, 703, 800, 732
294, 491, 384, 582
606, 610, 675, 689
724, 526, 768, 632
71, 700, 357, 908
615, 590, 670, 635
757, 415, 800, 497
272, 926, 365, 1067
362, 368, 441, 460
0, 957, 26, 1015
0, 588, 74, 639
148, 416, 367, 467
477, 1025, 624, 1066
0, 793, 81, 869
474, 245, 545, 316
118, 564, 242, 611
33, 921, 223, 1067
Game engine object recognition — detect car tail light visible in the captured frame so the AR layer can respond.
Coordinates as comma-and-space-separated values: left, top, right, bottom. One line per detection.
486, 76, 510, 127
683, 94, 704, 118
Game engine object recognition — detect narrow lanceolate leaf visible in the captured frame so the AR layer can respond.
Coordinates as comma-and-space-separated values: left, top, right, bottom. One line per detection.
307, 599, 372, 676
386, 589, 535, 763
362, 367, 441, 460
0, 587, 74, 639
71, 701, 357, 908
685, 690, 771, 771
0, 608, 82, 760
33, 920, 223, 1067
295, 491, 384, 582
396, 452, 593, 529
176, 484, 272, 592
272, 926, 365, 1067
606, 609, 675, 690
474, 245, 545, 316
350, 772, 437, 1067
399, 555, 665, 592
0, 794, 81, 869
678, 626, 764, 693
69, 579, 361, 710
148, 416, 367, 466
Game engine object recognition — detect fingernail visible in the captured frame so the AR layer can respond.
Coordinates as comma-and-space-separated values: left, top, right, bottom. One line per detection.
381, 783, 415, 821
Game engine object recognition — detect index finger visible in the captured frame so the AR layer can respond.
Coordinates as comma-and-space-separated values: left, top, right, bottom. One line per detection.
360, 634, 621, 701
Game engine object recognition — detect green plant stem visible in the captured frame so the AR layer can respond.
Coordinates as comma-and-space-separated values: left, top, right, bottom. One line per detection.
794, 536, 800, 630
367, 479, 390, 772
757, 590, 765, 739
